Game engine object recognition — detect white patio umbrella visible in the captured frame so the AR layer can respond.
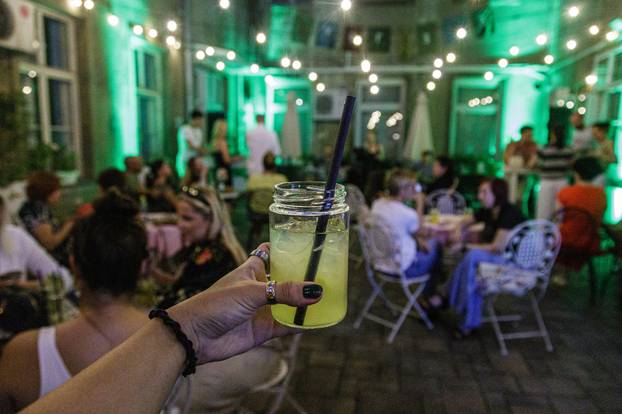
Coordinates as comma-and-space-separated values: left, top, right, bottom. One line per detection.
280, 92, 302, 159
404, 91, 434, 161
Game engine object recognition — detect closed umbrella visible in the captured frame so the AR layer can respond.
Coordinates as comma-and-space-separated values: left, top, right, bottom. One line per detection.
281, 92, 302, 159
404, 91, 434, 161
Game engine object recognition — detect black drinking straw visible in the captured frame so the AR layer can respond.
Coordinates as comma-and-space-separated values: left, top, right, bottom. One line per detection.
294, 95, 356, 326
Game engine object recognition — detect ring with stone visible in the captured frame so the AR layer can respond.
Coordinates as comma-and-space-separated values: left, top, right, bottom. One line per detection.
266, 280, 277, 304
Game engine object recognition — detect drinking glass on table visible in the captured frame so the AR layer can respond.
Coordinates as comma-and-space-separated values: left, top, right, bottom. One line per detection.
269, 182, 349, 329
430, 208, 440, 224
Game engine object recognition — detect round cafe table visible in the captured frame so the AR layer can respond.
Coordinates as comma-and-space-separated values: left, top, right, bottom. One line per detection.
422, 214, 468, 244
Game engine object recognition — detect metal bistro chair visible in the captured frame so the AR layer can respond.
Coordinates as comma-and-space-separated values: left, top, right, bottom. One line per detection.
425, 189, 466, 215
477, 219, 561, 355
354, 216, 433, 343
346, 184, 370, 267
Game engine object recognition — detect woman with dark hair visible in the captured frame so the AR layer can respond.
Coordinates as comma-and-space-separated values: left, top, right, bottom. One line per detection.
536, 124, 574, 219
18, 171, 75, 266
425, 155, 456, 194
0, 191, 149, 411
181, 156, 208, 188
446, 178, 525, 337
145, 160, 177, 213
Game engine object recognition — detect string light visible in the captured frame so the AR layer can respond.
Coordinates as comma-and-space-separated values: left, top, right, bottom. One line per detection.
456, 27, 467, 39
578, 107, 587, 115
433, 58, 443, 68
216, 61, 225, 71
292, 60, 302, 70
256, 32, 266, 44
606, 31, 619, 42
589, 25, 600, 35
566, 39, 577, 50
368, 73, 378, 83
509, 46, 519, 56
250, 64, 259, 73
557, 99, 565, 107
544, 54, 555, 64
426, 81, 436, 91
174, 41, 181, 50
498, 58, 508, 68
567, 5, 580, 18
316, 82, 326, 92
265, 75, 274, 84
340, 0, 352, 11
585, 74, 597, 85
166, 35, 176, 46
22, 86, 32, 95
361, 59, 371, 73
219, 0, 230, 10
446, 53, 456, 63
484, 71, 494, 81
147, 28, 158, 39
578, 94, 586, 102
226, 51, 236, 60
83, 0, 94, 10
352, 34, 363, 46
566, 101, 575, 109
107, 14, 119, 26
432, 69, 442, 79
205, 46, 215, 56
195, 50, 205, 60
27, 70, 37, 78
132, 25, 144, 36
370, 85, 380, 95
167, 20, 177, 32
308, 72, 318, 81
280, 56, 291, 68
68, 0, 82, 8
296, 98, 303, 106
535, 33, 548, 45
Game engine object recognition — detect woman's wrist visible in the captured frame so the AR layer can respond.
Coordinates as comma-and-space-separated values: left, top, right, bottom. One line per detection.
145, 317, 187, 372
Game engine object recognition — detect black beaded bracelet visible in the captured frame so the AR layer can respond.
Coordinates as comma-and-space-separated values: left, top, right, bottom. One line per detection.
148, 309, 197, 377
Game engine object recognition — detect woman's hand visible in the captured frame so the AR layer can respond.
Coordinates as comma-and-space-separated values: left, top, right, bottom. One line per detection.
168, 245, 323, 364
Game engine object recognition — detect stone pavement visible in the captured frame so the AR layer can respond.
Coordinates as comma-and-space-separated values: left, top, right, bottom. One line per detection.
267, 262, 622, 414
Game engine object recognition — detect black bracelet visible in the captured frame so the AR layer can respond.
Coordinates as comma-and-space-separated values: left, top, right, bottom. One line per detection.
148, 309, 197, 377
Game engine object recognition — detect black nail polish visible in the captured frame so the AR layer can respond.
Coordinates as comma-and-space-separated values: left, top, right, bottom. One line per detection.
303, 284, 323, 299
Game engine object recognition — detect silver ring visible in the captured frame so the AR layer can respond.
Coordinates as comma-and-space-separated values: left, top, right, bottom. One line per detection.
266, 281, 277, 304
249, 248, 270, 274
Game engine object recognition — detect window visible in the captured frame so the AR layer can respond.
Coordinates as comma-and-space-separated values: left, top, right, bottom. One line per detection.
19, 8, 79, 171
134, 47, 163, 160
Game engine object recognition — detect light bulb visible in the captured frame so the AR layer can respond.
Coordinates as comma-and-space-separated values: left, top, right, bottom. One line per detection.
432, 69, 442, 79
368, 73, 378, 83
566, 101, 575, 109
606, 31, 619, 42
361, 59, 371, 73
296, 98, 303, 106
22, 86, 32, 95
509, 46, 519, 56
568, 5, 579, 18
578, 107, 586, 115
280, 56, 291, 68
205, 46, 215, 56
340, 0, 352, 11
167, 20, 177, 32
484, 71, 494, 81
68, 0, 82, 8
535, 33, 548, 45
107, 14, 119, 26
446, 52, 456, 63
174, 41, 181, 50
83, 0, 94, 10
166, 36, 176, 46
585, 74, 597, 86
544, 54, 554, 64
370, 85, 380, 95
589, 25, 600, 35
195, 50, 205, 60
498, 58, 508, 68
132, 25, 144, 36
250, 64, 259, 73
433, 58, 443, 68
219, 0, 230, 10
352, 34, 363, 46
147, 28, 158, 39
292, 60, 302, 70
316, 82, 326, 92
216, 61, 225, 71
256, 32, 266, 44
308, 72, 318, 81
226, 51, 236, 61
566, 39, 577, 50
456, 27, 467, 39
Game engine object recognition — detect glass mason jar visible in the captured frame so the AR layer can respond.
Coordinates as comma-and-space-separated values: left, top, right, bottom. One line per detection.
269, 182, 349, 329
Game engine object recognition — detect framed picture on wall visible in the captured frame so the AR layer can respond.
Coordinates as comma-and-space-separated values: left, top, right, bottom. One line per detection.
315, 20, 338, 49
367, 27, 391, 53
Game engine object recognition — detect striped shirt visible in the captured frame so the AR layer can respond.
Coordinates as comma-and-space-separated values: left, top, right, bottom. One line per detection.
537, 146, 574, 178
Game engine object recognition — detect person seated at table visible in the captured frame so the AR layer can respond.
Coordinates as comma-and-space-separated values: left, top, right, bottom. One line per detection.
181, 156, 208, 188
0, 196, 72, 291
553, 157, 607, 285
247, 152, 288, 193
371, 169, 442, 299
591, 121, 616, 168
503, 125, 538, 169
18, 172, 75, 267
153, 185, 247, 308
146, 159, 177, 213
413, 150, 435, 186
425, 155, 456, 194
0, 191, 149, 412
447, 178, 525, 338
123, 156, 147, 202
75, 168, 127, 219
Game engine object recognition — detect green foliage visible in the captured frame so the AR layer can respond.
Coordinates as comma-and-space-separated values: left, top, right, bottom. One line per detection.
0, 90, 29, 186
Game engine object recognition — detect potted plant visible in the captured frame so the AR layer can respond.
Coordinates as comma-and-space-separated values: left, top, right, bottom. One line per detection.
53, 145, 80, 186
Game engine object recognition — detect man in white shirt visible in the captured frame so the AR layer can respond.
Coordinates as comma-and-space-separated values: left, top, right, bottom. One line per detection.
570, 112, 593, 152
370, 170, 441, 290
176, 110, 206, 177
246, 115, 281, 175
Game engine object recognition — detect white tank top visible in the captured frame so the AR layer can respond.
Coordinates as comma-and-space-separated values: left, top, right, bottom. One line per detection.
37, 327, 71, 398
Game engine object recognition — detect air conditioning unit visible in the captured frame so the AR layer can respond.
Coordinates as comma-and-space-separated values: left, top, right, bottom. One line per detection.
0, 0, 36, 53
314, 88, 348, 121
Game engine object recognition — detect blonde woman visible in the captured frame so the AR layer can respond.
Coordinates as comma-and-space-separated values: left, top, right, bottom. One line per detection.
153, 185, 246, 308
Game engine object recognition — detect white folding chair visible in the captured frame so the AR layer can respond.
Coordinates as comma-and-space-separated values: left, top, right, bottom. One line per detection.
354, 216, 433, 343
425, 189, 466, 215
478, 219, 561, 355
346, 184, 369, 267
239, 334, 306, 414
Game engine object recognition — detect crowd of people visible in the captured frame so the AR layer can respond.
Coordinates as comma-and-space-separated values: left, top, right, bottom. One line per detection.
0, 107, 616, 411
